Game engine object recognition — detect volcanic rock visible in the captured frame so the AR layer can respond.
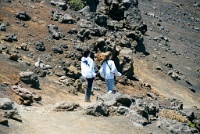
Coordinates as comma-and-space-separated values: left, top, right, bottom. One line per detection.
16, 11, 31, 21
19, 71, 40, 89
53, 101, 80, 111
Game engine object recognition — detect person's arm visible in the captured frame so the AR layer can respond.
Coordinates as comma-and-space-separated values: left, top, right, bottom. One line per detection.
110, 61, 122, 76
90, 59, 96, 78
81, 61, 86, 77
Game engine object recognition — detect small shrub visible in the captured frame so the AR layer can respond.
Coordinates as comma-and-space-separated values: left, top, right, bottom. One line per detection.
158, 109, 188, 123
69, 0, 84, 11
188, 121, 196, 128
188, 121, 200, 131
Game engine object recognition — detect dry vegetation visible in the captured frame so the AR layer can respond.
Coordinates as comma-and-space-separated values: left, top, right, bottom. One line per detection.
158, 109, 188, 123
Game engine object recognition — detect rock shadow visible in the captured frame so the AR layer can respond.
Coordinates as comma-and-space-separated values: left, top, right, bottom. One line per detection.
136, 38, 150, 55
87, 0, 99, 12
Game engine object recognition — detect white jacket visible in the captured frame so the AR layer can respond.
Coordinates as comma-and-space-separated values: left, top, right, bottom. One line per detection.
81, 57, 96, 78
100, 60, 121, 79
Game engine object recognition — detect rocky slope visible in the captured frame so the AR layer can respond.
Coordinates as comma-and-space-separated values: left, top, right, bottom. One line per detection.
0, 0, 200, 133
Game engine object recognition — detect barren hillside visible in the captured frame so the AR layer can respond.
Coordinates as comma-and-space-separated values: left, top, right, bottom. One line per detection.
0, 0, 200, 134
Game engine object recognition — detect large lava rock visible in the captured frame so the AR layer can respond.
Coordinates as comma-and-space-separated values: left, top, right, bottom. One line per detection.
95, 13, 108, 27
97, 92, 132, 107
0, 98, 22, 126
77, 19, 107, 41
131, 98, 160, 119
52, 46, 63, 54
53, 101, 80, 111
58, 14, 74, 24
50, 0, 67, 11
35, 41, 45, 51
95, 0, 147, 32
19, 71, 40, 89
80, 0, 148, 80
12, 85, 42, 106
86, 0, 99, 12
66, 66, 82, 79
85, 102, 109, 116
48, 24, 61, 40
16, 11, 31, 21
51, 10, 75, 24
85, 93, 133, 116
3, 33, 18, 42
116, 47, 134, 79
0, 98, 14, 110
157, 117, 198, 134
124, 0, 145, 31
130, 112, 150, 127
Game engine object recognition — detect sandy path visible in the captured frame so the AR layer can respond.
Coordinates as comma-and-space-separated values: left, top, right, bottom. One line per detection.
0, 103, 159, 134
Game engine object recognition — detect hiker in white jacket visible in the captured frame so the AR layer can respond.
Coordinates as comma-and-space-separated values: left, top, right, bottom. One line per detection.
81, 48, 96, 102
99, 51, 122, 94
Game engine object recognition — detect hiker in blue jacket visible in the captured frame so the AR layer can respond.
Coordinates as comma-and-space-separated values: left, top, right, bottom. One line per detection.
99, 51, 122, 94
81, 48, 96, 102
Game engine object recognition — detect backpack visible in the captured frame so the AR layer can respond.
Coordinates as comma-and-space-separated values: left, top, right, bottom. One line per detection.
99, 61, 111, 78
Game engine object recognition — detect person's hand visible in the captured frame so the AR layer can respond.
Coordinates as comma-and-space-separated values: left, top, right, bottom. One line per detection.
118, 72, 122, 76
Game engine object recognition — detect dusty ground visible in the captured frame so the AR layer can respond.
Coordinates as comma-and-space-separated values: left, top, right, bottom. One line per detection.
0, 107, 165, 134
136, 0, 200, 107
0, 0, 200, 133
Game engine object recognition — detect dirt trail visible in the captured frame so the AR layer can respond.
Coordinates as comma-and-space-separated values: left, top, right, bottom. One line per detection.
0, 97, 160, 134
0, 0, 200, 133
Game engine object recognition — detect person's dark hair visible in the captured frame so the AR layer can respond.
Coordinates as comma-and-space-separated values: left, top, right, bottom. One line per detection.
83, 48, 90, 57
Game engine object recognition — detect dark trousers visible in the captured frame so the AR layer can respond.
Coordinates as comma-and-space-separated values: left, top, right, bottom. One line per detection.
85, 78, 94, 101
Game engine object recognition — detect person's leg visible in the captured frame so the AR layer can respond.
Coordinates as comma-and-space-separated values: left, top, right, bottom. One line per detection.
109, 79, 114, 92
105, 79, 114, 93
85, 78, 94, 101
105, 79, 110, 92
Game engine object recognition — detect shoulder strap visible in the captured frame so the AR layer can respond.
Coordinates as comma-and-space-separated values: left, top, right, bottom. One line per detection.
105, 60, 111, 71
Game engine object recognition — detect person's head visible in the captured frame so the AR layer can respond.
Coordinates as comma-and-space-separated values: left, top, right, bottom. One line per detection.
83, 48, 90, 57
106, 51, 112, 60
101, 51, 112, 64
